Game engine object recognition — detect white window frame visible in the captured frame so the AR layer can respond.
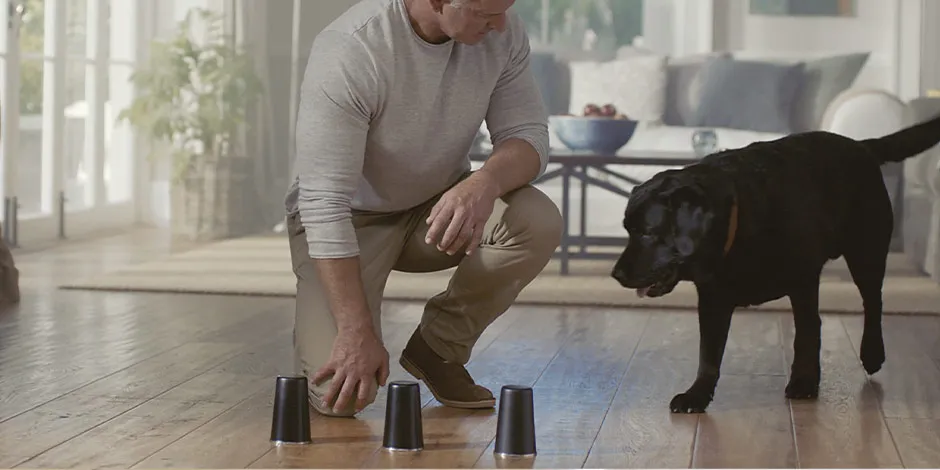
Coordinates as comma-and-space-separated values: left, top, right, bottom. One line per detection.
0, 0, 149, 248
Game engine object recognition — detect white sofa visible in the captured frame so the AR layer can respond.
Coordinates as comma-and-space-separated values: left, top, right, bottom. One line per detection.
519, 47, 911, 245
535, 48, 905, 152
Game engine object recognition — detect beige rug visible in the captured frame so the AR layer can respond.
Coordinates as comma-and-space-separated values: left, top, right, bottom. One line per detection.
58, 235, 940, 315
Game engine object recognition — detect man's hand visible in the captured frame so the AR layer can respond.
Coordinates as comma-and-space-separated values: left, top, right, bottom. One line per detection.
425, 170, 501, 256
312, 324, 390, 414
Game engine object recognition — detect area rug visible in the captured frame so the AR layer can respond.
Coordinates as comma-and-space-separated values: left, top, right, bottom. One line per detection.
57, 235, 940, 315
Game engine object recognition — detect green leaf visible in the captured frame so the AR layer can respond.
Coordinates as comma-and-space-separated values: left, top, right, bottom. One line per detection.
117, 6, 264, 183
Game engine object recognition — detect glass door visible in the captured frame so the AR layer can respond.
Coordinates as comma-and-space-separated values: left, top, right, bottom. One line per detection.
0, 0, 63, 246
0, 0, 26, 247
0, 0, 141, 248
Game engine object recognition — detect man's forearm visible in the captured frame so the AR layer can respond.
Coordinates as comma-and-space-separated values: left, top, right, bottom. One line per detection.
477, 137, 543, 196
313, 257, 375, 334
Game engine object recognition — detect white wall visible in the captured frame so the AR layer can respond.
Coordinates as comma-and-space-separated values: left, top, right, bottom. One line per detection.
737, 0, 895, 54
920, 0, 940, 91
637, 0, 714, 57
712, 0, 925, 99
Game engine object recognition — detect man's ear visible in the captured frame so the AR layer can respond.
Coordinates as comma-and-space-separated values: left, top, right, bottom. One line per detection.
429, 0, 446, 13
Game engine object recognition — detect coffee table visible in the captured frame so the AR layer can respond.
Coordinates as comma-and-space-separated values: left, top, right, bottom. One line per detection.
469, 147, 701, 275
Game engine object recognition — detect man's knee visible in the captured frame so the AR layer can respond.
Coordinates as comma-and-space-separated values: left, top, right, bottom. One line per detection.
501, 185, 564, 253
308, 383, 363, 418
297, 358, 372, 418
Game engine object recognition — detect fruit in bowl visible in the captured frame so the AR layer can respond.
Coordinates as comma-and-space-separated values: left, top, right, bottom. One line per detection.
578, 103, 631, 120
551, 103, 638, 154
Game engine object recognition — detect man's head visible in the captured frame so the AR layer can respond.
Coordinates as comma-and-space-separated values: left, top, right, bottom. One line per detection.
423, 0, 514, 44
610, 170, 730, 298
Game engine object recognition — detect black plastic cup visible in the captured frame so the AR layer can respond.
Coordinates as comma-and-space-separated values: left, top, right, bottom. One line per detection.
382, 380, 424, 451
270, 375, 311, 445
494, 385, 537, 458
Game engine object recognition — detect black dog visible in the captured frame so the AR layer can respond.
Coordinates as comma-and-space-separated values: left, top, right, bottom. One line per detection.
611, 113, 940, 413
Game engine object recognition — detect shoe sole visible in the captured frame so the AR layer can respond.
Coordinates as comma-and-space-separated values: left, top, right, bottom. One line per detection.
399, 355, 496, 409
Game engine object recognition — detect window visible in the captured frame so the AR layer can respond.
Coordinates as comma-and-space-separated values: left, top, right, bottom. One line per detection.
0, 0, 144, 246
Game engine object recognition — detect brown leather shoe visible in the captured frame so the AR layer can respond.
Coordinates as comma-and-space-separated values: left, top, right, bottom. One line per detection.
399, 328, 495, 409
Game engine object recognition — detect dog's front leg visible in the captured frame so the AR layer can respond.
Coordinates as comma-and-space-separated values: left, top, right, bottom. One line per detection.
785, 279, 822, 399
670, 291, 734, 413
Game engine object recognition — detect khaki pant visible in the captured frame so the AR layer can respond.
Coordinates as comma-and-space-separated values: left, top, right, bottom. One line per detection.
287, 176, 563, 415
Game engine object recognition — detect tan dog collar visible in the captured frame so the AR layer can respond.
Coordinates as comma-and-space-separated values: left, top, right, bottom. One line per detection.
724, 199, 738, 255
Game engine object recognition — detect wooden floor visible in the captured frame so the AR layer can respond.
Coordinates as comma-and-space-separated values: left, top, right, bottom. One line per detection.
2, 229, 940, 468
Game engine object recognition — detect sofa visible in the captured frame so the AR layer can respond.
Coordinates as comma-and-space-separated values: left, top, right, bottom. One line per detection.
518, 46, 912, 248
530, 47, 907, 148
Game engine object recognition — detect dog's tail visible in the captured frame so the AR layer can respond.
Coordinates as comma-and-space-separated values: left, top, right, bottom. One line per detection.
859, 112, 940, 164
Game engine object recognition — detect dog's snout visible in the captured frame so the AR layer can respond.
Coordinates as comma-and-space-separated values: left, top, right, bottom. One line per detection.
612, 245, 639, 286
612, 266, 627, 281
611, 263, 637, 287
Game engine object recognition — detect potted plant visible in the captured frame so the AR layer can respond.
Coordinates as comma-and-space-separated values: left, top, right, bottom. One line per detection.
118, 7, 264, 241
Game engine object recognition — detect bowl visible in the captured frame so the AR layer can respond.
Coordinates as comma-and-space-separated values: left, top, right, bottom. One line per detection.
549, 115, 638, 154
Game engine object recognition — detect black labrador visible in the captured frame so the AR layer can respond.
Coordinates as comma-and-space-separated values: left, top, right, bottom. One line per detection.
611, 113, 940, 413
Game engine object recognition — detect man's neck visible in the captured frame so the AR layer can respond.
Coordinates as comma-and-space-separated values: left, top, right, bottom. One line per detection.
404, 0, 450, 44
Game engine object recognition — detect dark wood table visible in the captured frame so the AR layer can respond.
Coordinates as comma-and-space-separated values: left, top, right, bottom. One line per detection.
470, 147, 701, 275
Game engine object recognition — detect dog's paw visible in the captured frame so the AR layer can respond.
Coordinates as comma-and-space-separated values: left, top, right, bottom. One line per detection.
785, 375, 819, 399
860, 335, 885, 375
669, 392, 712, 413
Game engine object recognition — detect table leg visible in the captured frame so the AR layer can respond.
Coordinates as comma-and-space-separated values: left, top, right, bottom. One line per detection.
579, 165, 587, 255
559, 165, 571, 275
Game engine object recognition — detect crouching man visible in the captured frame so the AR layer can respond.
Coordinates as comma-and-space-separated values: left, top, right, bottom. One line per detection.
284, 0, 562, 416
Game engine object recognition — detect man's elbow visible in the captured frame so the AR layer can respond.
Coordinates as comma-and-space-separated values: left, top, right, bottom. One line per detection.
492, 123, 550, 178
296, 193, 361, 259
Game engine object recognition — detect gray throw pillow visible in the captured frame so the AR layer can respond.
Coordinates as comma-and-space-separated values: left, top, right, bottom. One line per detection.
690, 56, 806, 134
789, 53, 870, 132
529, 50, 571, 116
662, 52, 730, 126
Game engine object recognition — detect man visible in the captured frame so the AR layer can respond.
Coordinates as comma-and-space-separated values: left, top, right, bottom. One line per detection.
284, 0, 562, 417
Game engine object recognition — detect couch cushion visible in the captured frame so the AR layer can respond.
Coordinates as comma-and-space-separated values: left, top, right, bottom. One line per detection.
662, 52, 730, 127
690, 56, 805, 134
529, 50, 571, 116
567, 54, 668, 122
790, 53, 870, 132
730, 51, 871, 133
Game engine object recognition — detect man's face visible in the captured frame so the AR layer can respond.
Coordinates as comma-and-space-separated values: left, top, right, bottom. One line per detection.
439, 0, 514, 44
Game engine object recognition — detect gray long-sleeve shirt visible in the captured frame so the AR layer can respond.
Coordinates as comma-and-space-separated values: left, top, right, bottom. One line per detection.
284, 0, 549, 259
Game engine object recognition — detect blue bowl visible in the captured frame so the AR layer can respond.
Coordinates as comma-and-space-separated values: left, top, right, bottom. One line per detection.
550, 115, 638, 154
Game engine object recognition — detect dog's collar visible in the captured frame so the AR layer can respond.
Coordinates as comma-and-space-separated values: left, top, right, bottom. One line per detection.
724, 198, 738, 255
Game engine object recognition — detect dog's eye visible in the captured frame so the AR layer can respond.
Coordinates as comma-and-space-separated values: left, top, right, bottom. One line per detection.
645, 206, 666, 226
640, 233, 669, 246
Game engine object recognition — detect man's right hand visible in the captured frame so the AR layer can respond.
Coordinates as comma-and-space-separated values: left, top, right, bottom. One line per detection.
312, 324, 390, 414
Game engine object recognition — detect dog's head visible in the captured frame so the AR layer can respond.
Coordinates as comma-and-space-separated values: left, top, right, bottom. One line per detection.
610, 170, 733, 298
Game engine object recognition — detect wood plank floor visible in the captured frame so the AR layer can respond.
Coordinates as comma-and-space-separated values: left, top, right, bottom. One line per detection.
2, 228, 940, 468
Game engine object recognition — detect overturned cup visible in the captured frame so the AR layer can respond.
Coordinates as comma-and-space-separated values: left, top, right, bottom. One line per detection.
494, 385, 536, 458
382, 381, 424, 451
270, 375, 312, 445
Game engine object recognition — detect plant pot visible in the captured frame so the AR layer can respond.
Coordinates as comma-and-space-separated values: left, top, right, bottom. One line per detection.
170, 155, 265, 242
